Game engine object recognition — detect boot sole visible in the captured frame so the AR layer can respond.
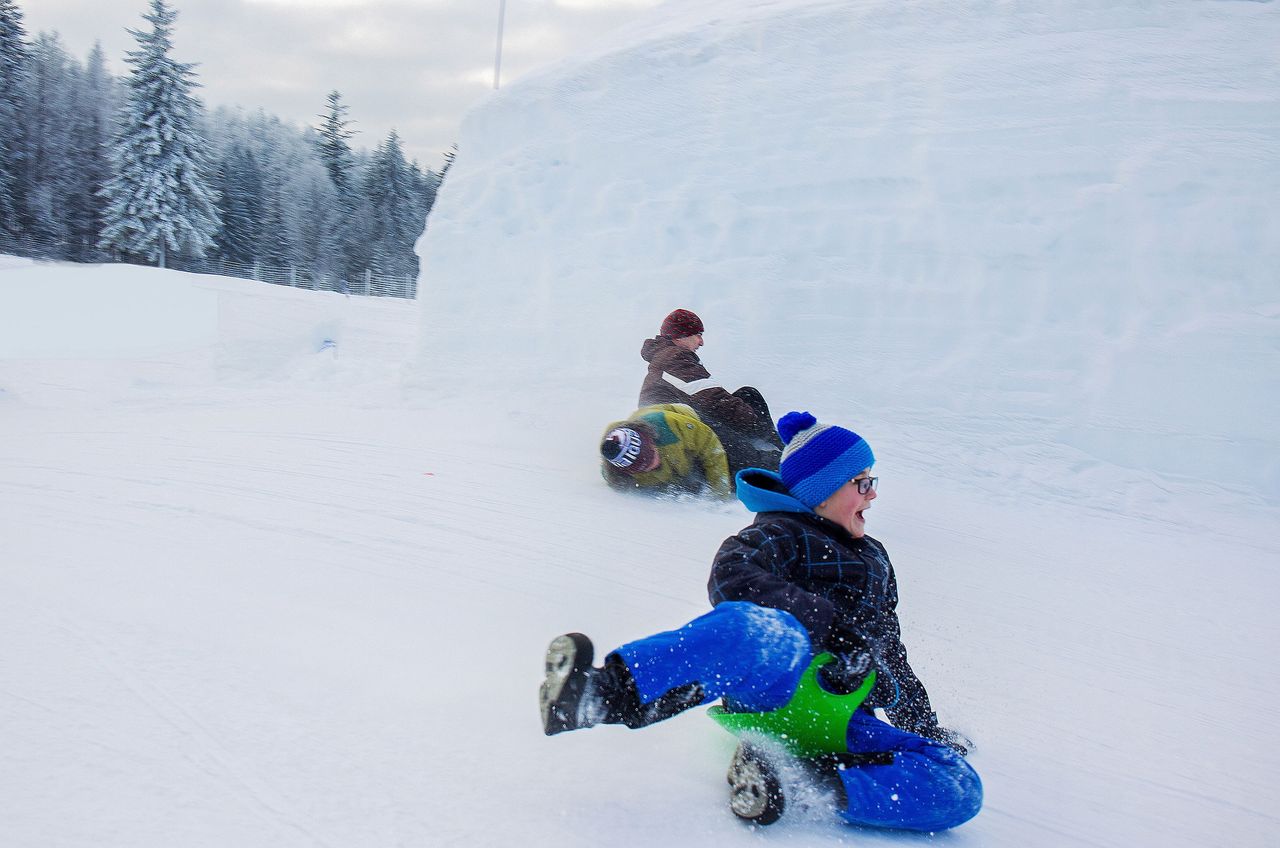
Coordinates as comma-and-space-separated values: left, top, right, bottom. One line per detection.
540, 633, 594, 735
727, 742, 786, 825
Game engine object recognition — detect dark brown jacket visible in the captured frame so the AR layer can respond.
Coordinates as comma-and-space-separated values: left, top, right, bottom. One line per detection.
638, 335, 766, 433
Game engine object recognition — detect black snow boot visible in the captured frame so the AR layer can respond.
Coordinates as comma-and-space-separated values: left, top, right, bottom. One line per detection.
541, 633, 600, 736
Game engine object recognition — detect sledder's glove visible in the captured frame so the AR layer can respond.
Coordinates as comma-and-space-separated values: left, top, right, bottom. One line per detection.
818, 620, 874, 695
915, 712, 974, 757
817, 648, 873, 695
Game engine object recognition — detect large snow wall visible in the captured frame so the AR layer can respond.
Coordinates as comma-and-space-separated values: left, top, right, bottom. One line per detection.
415, 0, 1280, 504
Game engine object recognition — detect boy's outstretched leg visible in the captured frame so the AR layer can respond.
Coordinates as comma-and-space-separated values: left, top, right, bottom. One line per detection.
541, 603, 806, 736
540, 633, 703, 735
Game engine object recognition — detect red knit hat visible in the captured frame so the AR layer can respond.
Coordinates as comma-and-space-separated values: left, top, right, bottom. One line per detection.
660, 309, 704, 339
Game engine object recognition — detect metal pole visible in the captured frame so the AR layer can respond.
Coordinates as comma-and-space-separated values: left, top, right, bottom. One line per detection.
493, 0, 506, 90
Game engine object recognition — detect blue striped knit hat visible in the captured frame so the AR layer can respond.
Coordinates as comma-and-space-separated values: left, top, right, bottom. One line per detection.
777, 411, 875, 508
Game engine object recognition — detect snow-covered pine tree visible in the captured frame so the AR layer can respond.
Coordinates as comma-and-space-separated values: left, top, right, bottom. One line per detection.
22, 32, 80, 246
212, 143, 264, 265
98, 0, 219, 268
363, 129, 420, 278
313, 90, 370, 284
315, 90, 357, 199
412, 158, 442, 229
0, 0, 30, 236
440, 144, 456, 181
207, 107, 302, 269
64, 42, 117, 259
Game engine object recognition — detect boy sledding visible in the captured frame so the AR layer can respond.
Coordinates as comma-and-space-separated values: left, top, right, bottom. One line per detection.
548, 412, 982, 830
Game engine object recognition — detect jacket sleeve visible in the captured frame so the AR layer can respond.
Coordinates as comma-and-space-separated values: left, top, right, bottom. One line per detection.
881, 618, 937, 731
874, 562, 937, 732
707, 523, 837, 642
687, 418, 731, 496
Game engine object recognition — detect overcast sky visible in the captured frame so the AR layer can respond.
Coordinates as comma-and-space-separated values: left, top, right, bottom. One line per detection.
22, 0, 664, 168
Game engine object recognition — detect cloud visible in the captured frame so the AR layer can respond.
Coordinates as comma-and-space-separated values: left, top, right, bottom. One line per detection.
241, 0, 382, 8
553, 0, 661, 8
20, 0, 659, 166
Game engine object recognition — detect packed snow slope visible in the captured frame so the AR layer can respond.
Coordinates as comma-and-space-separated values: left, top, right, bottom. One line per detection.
418, 0, 1280, 511
3, 1, 1280, 847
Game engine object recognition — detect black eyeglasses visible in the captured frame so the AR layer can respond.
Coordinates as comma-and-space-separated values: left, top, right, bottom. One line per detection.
851, 476, 878, 495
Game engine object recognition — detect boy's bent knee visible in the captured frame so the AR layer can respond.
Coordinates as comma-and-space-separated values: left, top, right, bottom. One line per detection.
709, 602, 809, 663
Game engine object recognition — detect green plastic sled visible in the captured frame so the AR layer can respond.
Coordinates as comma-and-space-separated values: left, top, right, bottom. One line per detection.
707, 653, 877, 758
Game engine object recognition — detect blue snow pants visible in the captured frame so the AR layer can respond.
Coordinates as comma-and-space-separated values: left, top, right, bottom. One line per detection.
611, 601, 983, 831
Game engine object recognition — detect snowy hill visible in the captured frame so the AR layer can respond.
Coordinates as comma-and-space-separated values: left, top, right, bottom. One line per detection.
3, 0, 1280, 846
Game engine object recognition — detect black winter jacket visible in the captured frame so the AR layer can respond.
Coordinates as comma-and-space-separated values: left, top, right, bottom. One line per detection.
707, 469, 936, 733
638, 335, 766, 433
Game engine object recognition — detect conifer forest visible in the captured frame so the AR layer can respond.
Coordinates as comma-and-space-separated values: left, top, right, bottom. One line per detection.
0, 0, 449, 296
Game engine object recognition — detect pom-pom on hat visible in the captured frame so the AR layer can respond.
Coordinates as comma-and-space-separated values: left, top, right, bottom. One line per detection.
777, 411, 875, 508
601, 427, 657, 475
660, 309, 704, 339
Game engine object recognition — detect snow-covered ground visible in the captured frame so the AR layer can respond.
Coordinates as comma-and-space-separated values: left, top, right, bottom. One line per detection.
3, 262, 1276, 848
4, 0, 1279, 846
